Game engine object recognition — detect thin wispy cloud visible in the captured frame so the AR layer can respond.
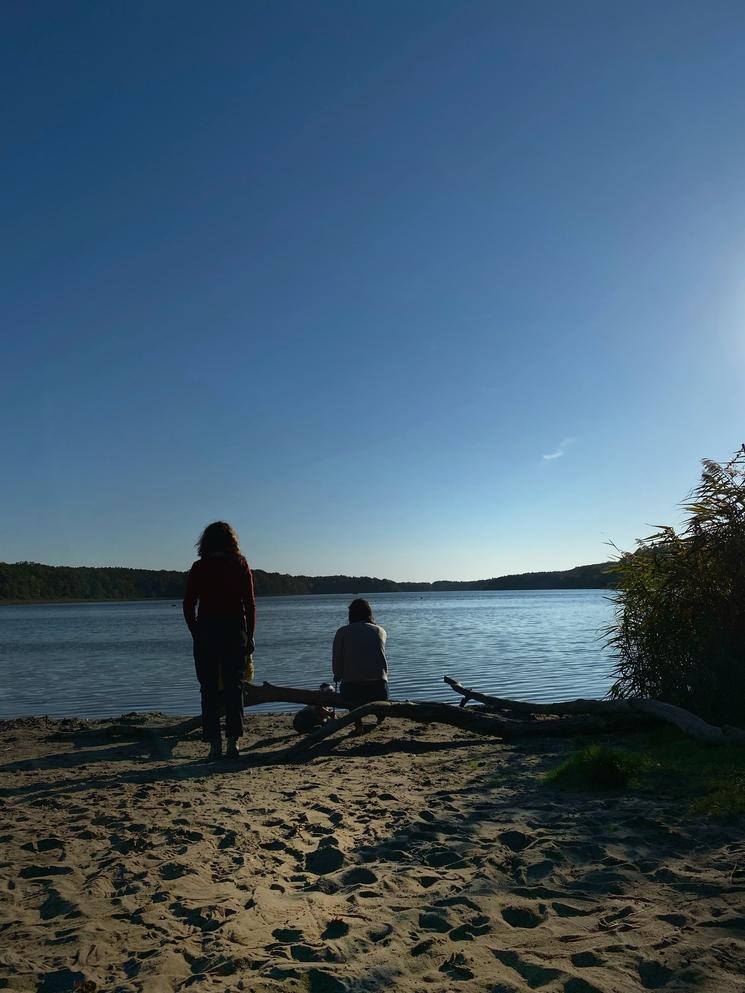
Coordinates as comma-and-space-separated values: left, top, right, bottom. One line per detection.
542, 436, 576, 461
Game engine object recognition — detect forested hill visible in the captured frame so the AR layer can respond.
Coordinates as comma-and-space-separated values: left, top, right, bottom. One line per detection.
0, 560, 616, 603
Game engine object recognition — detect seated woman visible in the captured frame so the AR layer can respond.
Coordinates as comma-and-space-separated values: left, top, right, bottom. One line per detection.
332, 598, 388, 733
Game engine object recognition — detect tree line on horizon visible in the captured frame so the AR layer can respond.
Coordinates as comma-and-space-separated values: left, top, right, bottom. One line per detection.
0, 560, 616, 603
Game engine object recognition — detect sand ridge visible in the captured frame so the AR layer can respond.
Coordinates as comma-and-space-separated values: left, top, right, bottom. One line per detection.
0, 715, 743, 992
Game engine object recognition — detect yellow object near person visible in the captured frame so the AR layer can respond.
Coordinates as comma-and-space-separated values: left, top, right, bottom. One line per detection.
218, 654, 254, 691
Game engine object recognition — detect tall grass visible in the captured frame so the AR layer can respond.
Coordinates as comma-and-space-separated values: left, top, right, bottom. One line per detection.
608, 446, 745, 725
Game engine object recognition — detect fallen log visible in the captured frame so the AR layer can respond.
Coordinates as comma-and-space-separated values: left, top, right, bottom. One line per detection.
51, 716, 203, 742
243, 682, 344, 708
257, 700, 651, 764
444, 676, 745, 745
52, 684, 345, 742
51, 678, 745, 751
444, 677, 631, 716
52, 697, 644, 749
632, 699, 745, 745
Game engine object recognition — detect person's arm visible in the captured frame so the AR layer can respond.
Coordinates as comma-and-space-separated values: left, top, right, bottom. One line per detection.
183, 565, 198, 636
332, 628, 344, 681
243, 562, 256, 648
378, 626, 388, 678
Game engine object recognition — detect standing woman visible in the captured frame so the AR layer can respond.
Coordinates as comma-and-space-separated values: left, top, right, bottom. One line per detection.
183, 521, 256, 761
332, 598, 388, 734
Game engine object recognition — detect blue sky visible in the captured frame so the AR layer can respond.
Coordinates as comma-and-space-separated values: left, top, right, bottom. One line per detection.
2, 1, 744, 580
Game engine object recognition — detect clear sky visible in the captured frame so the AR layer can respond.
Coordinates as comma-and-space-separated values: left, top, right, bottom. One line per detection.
2, 1, 744, 581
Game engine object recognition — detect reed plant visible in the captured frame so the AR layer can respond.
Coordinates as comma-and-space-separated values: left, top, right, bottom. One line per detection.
608, 445, 745, 725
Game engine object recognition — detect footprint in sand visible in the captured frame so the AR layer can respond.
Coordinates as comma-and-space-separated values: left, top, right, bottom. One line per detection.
564, 979, 604, 993
308, 823, 337, 837
571, 951, 606, 968
272, 927, 304, 943
492, 949, 561, 987
39, 889, 80, 921
306, 839, 345, 875
501, 904, 546, 928
448, 916, 490, 941
74, 829, 99, 840
321, 919, 350, 939
701, 915, 745, 932
525, 859, 555, 882
368, 923, 393, 943
36, 968, 87, 993
20, 865, 72, 878
439, 951, 475, 981
260, 839, 296, 853
159, 861, 192, 880
418, 911, 452, 933
290, 943, 325, 962
218, 830, 240, 849
422, 845, 466, 869
410, 937, 437, 957
307, 877, 341, 895
552, 902, 594, 918
436, 895, 480, 912
340, 867, 377, 886
173, 828, 204, 843
638, 960, 675, 989
500, 830, 531, 853
21, 837, 64, 854
304, 968, 347, 993
657, 913, 687, 927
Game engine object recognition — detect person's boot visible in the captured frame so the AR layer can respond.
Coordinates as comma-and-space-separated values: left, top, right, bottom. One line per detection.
206, 738, 222, 762
225, 737, 240, 760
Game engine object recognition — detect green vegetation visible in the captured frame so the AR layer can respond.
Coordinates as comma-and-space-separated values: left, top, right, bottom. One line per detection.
543, 743, 647, 791
480, 562, 615, 591
544, 729, 745, 817
609, 446, 745, 726
0, 560, 615, 603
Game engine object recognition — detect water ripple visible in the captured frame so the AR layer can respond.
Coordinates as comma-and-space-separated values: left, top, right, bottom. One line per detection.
0, 590, 615, 718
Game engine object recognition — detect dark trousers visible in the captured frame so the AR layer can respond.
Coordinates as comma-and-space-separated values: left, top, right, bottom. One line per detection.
193, 618, 247, 741
340, 679, 389, 709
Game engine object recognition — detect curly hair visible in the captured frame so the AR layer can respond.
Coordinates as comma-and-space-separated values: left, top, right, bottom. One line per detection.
196, 521, 241, 558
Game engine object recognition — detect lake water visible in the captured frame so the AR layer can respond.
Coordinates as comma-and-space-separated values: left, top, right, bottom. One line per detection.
0, 590, 617, 719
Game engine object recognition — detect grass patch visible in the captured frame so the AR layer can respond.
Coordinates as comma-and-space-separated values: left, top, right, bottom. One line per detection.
543, 729, 745, 816
543, 744, 647, 791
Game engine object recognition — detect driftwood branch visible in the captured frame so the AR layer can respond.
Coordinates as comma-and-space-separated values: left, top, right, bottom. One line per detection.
443, 676, 630, 716
257, 700, 650, 764
243, 682, 344, 708
631, 699, 745, 745
51, 716, 203, 742
443, 676, 745, 745
52, 677, 745, 751
52, 684, 344, 742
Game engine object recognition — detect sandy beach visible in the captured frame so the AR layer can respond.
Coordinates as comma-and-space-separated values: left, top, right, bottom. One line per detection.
1, 714, 743, 993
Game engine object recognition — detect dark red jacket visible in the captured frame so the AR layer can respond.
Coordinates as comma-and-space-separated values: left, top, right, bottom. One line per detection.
183, 554, 256, 637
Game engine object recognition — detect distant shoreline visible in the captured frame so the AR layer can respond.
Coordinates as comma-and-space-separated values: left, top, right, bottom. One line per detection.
0, 597, 183, 606
0, 559, 617, 603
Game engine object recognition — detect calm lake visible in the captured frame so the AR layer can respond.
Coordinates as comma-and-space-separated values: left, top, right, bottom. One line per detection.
0, 590, 616, 719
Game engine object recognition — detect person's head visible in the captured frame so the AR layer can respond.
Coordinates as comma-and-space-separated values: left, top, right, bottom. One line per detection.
348, 598, 374, 623
197, 521, 241, 558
